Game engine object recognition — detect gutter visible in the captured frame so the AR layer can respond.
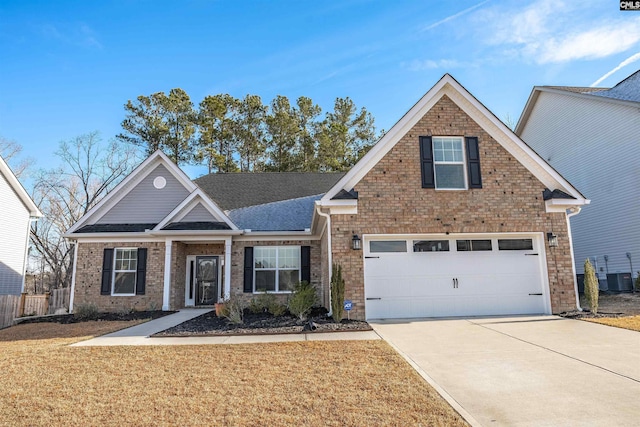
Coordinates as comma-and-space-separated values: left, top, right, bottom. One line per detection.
315, 203, 332, 317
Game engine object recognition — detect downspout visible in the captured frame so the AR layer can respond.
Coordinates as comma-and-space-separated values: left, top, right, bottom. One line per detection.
566, 207, 582, 312
315, 204, 332, 317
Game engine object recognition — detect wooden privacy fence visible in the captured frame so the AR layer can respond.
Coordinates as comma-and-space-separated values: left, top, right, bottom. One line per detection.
0, 287, 71, 329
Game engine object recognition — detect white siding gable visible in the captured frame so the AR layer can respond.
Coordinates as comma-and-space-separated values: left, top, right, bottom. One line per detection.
0, 169, 30, 294
97, 163, 190, 224
519, 91, 640, 276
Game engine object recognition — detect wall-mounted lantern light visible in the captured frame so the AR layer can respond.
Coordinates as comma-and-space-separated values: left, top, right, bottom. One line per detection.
352, 234, 362, 250
547, 232, 558, 248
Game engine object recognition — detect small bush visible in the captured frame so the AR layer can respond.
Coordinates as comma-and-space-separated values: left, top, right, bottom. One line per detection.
583, 259, 599, 314
269, 301, 287, 317
288, 281, 317, 320
331, 263, 345, 323
74, 303, 99, 321
248, 292, 287, 317
221, 296, 245, 324
248, 297, 264, 314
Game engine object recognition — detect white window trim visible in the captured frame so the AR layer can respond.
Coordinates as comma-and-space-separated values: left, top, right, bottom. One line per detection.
112, 247, 137, 296
253, 246, 301, 293
433, 136, 468, 190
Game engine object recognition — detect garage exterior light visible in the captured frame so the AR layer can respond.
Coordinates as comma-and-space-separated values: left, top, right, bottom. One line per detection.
547, 233, 558, 248
352, 234, 362, 250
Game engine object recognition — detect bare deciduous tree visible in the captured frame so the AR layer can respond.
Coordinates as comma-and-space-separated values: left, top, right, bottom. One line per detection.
30, 132, 140, 289
0, 136, 34, 178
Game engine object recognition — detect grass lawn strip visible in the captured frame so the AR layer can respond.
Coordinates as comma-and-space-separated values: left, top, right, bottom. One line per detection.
0, 322, 467, 426
585, 315, 640, 332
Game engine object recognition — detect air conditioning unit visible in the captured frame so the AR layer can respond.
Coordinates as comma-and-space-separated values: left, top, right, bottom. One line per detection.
606, 273, 633, 292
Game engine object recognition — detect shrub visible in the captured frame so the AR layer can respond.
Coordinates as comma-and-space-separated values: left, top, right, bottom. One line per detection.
288, 281, 317, 320
330, 263, 345, 323
74, 303, 99, 321
583, 259, 599, 314
221, 296, 245, 324
248, 292, 287, 316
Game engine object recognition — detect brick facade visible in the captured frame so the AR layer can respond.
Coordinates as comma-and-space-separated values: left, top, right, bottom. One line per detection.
330, 95, 576, 320
73, 241, 165, 312
169, 242, 225, 309
230, 239, 322, 305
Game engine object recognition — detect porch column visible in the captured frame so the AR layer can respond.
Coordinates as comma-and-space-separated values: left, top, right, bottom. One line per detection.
224, 237, 232, 300
163, 239, 173, 310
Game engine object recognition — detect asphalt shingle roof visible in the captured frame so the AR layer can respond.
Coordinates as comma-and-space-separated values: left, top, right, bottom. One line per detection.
546, 70, 640, 104
228, 194, 322, 231
75, 223, 157, 233
194, 172, 345, 211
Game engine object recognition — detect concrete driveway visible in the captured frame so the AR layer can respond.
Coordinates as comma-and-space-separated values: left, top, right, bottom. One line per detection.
371, 316, 640, 427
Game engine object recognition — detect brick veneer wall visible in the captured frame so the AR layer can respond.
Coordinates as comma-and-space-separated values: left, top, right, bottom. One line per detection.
230, 240, 322, 304
73, 241, 165, 312
331, 95, 576, 320
169, 242, 225, 309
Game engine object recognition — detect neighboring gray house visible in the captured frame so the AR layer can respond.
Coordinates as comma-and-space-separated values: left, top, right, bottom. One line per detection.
516, 70, 640, 289
0, 155, 42, 294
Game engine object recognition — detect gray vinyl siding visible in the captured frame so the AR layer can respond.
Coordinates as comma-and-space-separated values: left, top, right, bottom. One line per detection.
98, 164, 190, 224
519, 91, 640, 279
180, 203, 217, 222
0, 169, 30, 294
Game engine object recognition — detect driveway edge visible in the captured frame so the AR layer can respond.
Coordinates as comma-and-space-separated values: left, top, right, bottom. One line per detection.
373, 328, 481, 427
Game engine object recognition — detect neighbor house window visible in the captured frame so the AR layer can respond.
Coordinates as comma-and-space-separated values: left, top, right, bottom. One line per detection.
254, 246, 300, 292
113, 248, 138, 295
433, 137, 466, 189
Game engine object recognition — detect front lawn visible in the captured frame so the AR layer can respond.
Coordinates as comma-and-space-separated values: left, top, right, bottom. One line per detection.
585, 315, 640, 332
0, 322, 467, 426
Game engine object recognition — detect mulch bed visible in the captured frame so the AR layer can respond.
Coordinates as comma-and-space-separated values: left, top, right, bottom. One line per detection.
16, 310, 174, 325
155, 307, 371, 336
559, 292, 640, 319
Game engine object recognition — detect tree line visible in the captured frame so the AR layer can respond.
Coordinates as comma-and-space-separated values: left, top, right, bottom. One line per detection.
117, 89, 382, 173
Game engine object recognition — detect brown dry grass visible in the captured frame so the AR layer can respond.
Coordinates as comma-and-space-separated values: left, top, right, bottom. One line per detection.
0, 322, 467, 427
585, 315, 640, 332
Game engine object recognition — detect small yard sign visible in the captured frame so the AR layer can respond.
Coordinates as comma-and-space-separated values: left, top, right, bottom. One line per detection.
344, 300, 352, 311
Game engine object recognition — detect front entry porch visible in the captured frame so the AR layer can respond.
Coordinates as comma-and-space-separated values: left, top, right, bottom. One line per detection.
165, 238, 232, 310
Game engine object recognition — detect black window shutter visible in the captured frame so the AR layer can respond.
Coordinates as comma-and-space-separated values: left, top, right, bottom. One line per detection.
243, 247, 254, 293
101, 248, 114, 295
136, 248, 147, 295
301, 246, 311, 283
466, 137, 482, 189
419, 136, 435, 188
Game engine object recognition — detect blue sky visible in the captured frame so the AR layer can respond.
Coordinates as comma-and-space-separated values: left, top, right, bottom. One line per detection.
1, 0, 639, 180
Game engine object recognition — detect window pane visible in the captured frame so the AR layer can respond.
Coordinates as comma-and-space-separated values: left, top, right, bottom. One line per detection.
457, 240, 492, 251
278, 247, 299, 269
255, 247, 276, 268
498, 239, 533, 250
435, 164, 465, 189
370, 241, 407, 253
255, 270, 276, 292
278, 270, 299, 292
414, 240, 450, 252
114, 272, 136, 294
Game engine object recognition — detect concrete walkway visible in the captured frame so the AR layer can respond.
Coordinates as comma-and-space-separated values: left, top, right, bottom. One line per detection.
371, 315, 640, 427
72, 309, 379, 346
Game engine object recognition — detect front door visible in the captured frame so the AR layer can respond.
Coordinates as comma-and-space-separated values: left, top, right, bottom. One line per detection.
186, 256, 220, 306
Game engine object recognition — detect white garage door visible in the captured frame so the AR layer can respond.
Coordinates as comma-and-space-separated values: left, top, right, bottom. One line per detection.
364, 235, 549, 320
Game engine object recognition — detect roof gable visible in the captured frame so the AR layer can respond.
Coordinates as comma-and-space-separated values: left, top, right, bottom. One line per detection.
66, 150, 197, 234
0, 155, 41, 217
322, 73, 588, 207
154, 189, 238, 231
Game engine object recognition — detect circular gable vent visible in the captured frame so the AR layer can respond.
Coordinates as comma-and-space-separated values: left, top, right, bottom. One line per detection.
153, 176, 167, 189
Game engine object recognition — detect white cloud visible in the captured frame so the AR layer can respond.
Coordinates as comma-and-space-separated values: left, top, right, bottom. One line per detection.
401, 59, 467, 71
477, 0, 640, 64
39, 22, 103, 49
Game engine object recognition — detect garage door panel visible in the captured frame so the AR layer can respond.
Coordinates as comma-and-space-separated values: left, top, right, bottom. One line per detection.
364, 235, 548, 320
